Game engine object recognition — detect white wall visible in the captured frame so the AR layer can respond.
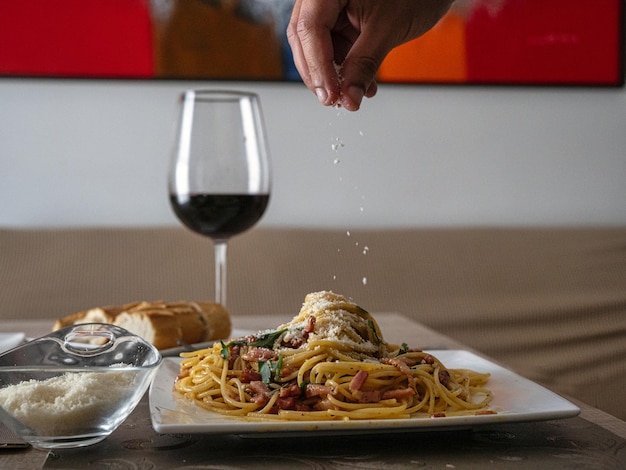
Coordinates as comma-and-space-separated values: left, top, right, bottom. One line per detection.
1, 78, 625, 228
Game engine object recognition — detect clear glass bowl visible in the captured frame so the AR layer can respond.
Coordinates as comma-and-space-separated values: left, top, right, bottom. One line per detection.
0, 323, 161, 449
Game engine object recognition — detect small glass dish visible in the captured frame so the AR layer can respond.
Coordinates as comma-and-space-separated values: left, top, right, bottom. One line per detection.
0, 323, 161, 449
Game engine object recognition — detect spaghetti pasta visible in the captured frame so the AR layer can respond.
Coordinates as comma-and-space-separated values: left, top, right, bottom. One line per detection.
175, 291, 493, 420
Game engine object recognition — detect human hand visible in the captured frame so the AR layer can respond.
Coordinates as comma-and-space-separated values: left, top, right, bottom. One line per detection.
287, 0, 453, 111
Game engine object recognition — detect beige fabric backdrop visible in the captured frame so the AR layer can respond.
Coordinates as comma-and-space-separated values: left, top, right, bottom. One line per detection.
1, 226, 625, 419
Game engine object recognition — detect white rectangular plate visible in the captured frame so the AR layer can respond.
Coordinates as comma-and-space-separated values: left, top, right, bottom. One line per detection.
149, 350, 580, 435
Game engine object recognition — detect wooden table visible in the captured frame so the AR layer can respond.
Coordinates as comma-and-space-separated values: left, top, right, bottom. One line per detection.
1, 314, 625, 469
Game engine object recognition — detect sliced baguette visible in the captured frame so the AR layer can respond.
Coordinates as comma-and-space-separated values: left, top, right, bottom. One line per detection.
52, 300, 231, 350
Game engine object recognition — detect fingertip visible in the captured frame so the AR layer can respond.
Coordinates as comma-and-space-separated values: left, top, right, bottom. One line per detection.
315, 87, 329, 105
341, 86, 365, 112
314, 87, 342, 107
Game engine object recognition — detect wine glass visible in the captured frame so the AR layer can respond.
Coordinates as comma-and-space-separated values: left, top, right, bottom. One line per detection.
168, 90, 271, 307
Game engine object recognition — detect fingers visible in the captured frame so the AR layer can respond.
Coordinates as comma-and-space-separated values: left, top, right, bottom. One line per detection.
287, 0, 345, 106
287, 0, 389, 111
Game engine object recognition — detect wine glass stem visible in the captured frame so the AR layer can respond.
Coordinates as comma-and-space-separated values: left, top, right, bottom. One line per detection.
214, 240, 227, 306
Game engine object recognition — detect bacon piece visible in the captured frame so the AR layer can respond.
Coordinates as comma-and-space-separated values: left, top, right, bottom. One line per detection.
276, 397, 296, 410
422, 354, 435, 365
354, 390, 382, 403
295, 401, 314, 412
240, 368, 262, 383
247, 380, 271, 405
288, 316, 317, 348
305, 383, 333, 398
247, 380, 270, 395
349, 370, 369, 392
313, 397, 335, 411
279, 382, 301, 398
384, 357, 416, 389
382, 387, 416, 400
438, 370, 451, 387
395, 355, 419, 367
241, 347, 278, 362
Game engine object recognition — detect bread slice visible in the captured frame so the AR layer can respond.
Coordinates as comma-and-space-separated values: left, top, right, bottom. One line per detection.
52, 303, 134, 331
53, 301, 231, 350
193, 301, 232, 342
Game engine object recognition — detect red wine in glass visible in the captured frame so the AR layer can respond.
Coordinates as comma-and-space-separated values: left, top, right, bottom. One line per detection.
169, 194, 270, 240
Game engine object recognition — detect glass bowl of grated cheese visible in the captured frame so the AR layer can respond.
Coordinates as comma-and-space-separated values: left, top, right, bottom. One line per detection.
0, 323, 162, 449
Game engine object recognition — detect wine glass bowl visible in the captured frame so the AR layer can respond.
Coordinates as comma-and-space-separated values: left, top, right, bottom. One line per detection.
169, 90, 271, 306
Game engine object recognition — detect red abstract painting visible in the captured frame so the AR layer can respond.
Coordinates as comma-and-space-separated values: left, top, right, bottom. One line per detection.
380, 0, 624, 86
0, 0, 623, 86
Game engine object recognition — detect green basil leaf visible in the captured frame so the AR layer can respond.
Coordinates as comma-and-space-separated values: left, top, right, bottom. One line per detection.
219, 340, 229, 359
259, 361, 272, 384
368, 320, 382, 344
249, 328, 287, 348
274, 355, 284, 381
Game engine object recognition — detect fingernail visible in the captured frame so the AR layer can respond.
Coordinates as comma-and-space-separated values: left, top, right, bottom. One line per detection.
315, 87, 329, 105
345, 86, 364, 111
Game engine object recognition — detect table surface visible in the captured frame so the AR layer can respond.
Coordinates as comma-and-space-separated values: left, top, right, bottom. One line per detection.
1, 314, 625, 469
